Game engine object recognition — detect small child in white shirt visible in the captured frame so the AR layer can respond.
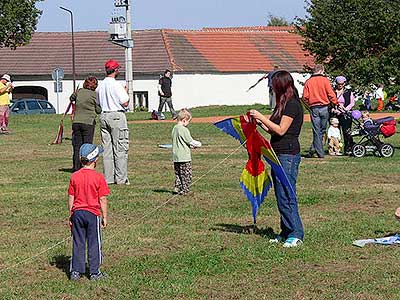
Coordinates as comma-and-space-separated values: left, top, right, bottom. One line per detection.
327, 117, 342, 156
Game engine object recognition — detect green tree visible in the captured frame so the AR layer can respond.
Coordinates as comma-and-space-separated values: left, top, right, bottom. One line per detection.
296, 0, 400, 93
267, 14, 290, 26
0, 0, 42, 49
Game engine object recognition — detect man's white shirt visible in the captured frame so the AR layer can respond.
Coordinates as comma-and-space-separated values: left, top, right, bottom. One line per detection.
96, 77, 129, 111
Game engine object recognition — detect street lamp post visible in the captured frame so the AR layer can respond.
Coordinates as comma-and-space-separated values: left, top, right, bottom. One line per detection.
60, 6, 76, 92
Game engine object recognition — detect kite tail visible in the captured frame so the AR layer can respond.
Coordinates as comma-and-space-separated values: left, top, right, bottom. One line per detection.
240, 181, 272, 224
50, 102, 72, 145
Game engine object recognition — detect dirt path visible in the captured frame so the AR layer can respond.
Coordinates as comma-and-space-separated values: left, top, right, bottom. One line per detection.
129, 112, 400, 124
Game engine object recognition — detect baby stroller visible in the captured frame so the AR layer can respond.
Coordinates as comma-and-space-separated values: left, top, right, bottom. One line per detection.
347, 110, 396, 158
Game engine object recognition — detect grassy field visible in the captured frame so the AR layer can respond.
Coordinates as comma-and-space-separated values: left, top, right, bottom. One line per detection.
1, 107, 400, 300
127, 104, 270, 121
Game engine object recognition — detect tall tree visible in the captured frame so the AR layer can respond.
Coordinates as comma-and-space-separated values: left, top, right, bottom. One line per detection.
267, 14, 290, 26
296, 0, 400, 93
0, 0, 42, 49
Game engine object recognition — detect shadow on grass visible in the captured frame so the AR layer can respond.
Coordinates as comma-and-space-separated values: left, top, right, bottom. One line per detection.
153, 188, 172, 194
210, 223, 276, 238
50, 255, 71, 278
374, 230, 400, 236
59, 168, 73, 173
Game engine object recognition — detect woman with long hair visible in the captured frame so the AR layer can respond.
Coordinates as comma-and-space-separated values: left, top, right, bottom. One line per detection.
249, 70, 304, 248
71, 76, 102, 172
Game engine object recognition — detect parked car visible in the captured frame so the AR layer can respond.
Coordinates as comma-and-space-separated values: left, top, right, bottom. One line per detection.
10, 99, 56, 114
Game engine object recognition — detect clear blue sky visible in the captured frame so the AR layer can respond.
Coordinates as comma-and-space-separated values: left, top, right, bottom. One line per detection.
36, 0, 307, 32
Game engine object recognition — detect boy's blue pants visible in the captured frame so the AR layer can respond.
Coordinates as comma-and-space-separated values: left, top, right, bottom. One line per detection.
70, 210, 102, 275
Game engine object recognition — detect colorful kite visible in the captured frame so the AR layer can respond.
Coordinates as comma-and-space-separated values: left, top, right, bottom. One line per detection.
214, 113, 296, 224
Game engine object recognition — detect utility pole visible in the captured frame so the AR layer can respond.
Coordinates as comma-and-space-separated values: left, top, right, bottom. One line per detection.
125, 1, 134, 111
109, 0, 134, 110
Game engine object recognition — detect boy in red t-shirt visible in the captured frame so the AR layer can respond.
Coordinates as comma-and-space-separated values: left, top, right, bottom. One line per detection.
68, 143, 110, 281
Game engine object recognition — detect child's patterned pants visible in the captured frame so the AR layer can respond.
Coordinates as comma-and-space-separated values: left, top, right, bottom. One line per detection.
174, 161, 192, 195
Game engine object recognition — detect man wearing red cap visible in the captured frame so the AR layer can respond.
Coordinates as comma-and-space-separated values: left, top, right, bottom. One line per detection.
96, 60, 130, 185
0, 74, 13, 134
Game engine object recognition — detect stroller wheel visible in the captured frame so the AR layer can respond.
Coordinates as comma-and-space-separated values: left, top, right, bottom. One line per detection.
379, 143, 394, 158
352, 144, 366, 158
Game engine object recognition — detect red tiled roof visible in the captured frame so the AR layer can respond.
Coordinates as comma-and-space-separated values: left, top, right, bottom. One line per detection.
0, 30, 171, 78
163, 27, 314, 73
0, 26, 313, 78
203, 26, 294, 32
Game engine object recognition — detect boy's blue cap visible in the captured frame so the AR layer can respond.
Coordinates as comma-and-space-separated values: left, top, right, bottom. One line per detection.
79, 143, 103, 162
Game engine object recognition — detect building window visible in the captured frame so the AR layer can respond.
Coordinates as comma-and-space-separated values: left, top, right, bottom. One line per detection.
12, 86, 48, 100
134, 91, 148, 111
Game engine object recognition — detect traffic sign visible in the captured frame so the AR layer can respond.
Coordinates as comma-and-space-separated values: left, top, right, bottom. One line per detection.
52, 67, 64, 81
54, 81, 63, 93
114, 0, 128, 7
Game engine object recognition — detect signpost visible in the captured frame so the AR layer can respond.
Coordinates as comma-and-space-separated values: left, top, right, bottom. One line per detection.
52, 67, 64, 113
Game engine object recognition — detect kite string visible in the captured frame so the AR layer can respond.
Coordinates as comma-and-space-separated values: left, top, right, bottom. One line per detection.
104, 139, 247, 244
0, 238, 71, 274
0, 140, 246, 275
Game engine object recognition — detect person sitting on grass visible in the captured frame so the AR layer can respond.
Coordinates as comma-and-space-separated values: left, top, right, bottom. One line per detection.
68, 143, 110, 281
172, 108, 202, 195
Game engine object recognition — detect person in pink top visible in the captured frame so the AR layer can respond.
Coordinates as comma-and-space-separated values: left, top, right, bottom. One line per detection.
68, 143, 110, 281
333, 76, 355, 154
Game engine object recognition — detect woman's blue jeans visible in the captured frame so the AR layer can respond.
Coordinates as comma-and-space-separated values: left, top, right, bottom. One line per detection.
272, 153, 304, 240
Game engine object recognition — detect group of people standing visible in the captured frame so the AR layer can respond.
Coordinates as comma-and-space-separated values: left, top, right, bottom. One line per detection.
247, 64, 359, 248
303, 64, 356, 157
66, 62, 387, 279
71, 59, 130, 185
68, 61, 202, 280
71, 64, 180, 182
68, 59, 131, 281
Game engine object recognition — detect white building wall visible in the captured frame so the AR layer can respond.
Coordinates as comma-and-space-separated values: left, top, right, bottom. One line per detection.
144, 72, 310, 111
13, 72, 310, 114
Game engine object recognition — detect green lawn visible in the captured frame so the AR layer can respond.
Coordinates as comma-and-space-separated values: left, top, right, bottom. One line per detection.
127, 104, 270, 121
1, 109, 400, 299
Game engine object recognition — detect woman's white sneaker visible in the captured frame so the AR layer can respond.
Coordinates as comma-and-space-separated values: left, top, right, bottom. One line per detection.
283, 237, 303, 248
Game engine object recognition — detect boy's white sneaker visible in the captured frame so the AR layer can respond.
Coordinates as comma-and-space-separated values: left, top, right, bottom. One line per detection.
70, 271, 81, 281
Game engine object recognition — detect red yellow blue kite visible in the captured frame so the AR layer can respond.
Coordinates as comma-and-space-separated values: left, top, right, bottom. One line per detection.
214, 113, 296, 224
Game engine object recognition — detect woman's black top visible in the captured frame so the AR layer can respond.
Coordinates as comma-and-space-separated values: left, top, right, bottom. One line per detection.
270, 98, 304, 155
